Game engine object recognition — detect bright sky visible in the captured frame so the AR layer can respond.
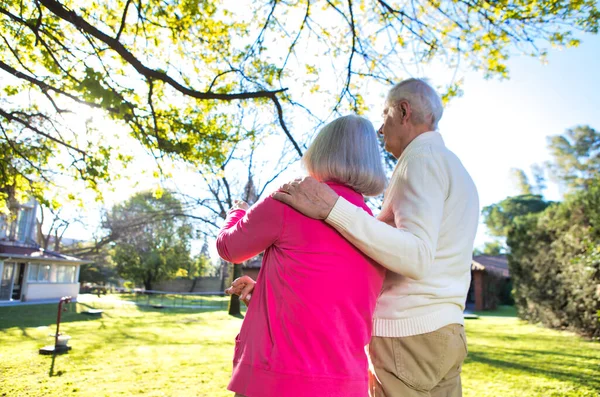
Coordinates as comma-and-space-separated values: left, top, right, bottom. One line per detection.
434, 33, 600, 247
59, 32, 600, 255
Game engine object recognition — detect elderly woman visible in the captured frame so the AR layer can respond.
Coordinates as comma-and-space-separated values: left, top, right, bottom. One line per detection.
216, 115, 386, 397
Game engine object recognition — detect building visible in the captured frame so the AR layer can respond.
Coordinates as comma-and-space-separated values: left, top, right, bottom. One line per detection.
467, 255, 511, 311
242, 254, 262, 281
0, 199, 88, 303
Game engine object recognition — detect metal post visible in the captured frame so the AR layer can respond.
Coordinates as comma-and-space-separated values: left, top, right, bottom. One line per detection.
54, 296, 72, 347
40, 296, 72, 355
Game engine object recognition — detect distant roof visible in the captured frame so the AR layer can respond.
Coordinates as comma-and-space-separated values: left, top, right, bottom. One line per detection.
0, 243, 90, 264
242, 254, 263, 269
472, 255, 509, 277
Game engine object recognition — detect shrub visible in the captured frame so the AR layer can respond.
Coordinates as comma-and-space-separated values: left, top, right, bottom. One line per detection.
123, 281, 135, 290
507, 181, 600, 338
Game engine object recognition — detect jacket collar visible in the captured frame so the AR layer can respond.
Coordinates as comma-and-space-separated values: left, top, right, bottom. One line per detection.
398, 131, 445, 161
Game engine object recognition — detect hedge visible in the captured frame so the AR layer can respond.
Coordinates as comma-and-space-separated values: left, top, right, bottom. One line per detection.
507, 181, 600, 338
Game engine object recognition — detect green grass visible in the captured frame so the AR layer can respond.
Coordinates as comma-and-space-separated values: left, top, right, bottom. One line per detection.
463, 314, 599, 396
0, 302, 598, 397
473, 304, 518, 318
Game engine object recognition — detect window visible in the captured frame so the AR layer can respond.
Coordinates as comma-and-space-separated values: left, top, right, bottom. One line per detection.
28, 264, 77, 283
0, 215, 8, 239
57, 265, 66, 283
56, 265, 76, 283
28, 264, 39, 282
66, 266, 76, 283
15, 208, 32, 242
37, 265, 51, 282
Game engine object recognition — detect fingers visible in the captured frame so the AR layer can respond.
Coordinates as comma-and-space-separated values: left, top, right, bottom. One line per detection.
242, 294, 251, 306
225, 285, 243, 296
271, 190, 293, 204
231, 275, 254, 288
227, 276, 255, 297
278, 183, 292, 194
239, 282, 255, 302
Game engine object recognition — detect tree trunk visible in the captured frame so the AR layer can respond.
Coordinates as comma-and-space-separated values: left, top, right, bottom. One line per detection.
53, 232, 62, 252
228, 263, 243, 317
189, 277, 198, 293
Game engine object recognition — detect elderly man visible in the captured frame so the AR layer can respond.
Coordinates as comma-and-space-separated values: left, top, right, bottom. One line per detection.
230, 78, 479, 397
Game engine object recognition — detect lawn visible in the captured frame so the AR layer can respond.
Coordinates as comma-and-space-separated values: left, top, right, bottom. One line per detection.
0, 301, 598, 397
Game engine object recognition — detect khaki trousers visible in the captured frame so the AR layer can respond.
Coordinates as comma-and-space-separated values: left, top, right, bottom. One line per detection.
369, 324, 468, 397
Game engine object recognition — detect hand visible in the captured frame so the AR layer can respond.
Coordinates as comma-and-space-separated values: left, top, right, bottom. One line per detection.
225, 275, 256, 306
231, 200, 249, 211
271, 176, 339, 219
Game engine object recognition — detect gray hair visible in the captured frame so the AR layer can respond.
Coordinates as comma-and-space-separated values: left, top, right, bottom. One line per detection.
386, 78, 443, 129
302, 115, 386, 196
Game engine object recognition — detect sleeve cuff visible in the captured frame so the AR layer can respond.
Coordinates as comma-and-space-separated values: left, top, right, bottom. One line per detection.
325, 196, 357, 232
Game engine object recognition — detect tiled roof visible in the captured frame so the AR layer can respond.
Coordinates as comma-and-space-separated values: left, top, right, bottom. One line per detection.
0, 243, 89, 264
472, 255, 509, 277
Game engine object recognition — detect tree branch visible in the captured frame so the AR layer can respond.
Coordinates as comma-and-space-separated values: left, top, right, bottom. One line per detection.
39, 0, 288, 102
115, 0, 133, 40
0, 108, 86, 155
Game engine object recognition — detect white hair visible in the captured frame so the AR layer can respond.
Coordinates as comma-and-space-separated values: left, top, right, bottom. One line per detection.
386, 78, 444, 129
302, 115, 386, 196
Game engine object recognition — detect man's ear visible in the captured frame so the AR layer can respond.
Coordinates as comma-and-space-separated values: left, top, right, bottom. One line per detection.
399, 101, 410, 124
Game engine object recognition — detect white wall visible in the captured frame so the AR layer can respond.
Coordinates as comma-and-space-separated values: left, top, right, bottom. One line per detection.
24, 283, 79, 301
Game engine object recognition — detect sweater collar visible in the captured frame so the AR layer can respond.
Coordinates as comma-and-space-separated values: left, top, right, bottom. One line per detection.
398, 131, 445, 161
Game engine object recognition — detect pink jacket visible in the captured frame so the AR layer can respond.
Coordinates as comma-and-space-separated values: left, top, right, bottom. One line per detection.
217, 182, 385, 397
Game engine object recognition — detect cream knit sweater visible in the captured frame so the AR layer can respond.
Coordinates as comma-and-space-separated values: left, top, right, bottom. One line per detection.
326, 131, 479, 337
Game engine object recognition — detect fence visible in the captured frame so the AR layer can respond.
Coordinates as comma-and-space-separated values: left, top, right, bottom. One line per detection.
152, 278, 222, 293
107, 288, 230, 310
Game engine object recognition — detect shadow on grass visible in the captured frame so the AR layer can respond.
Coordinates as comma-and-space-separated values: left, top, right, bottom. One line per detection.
467, 350, 600, 390
0, 303, 101, 331
0, 299, 242, 332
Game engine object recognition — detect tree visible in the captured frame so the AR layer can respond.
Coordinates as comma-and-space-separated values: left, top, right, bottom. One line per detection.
78, 244, 118, 285
546, 125, 600, 191
36, 198, 86, 251
482, 194, 550, 238
507, 181, 600, 337
482, 241, 505, 256
530, 163, 547, 195
510, 168, 533, 195
109, 191, 192, 290
1, 0, 599, 210
186, 238, 217, 292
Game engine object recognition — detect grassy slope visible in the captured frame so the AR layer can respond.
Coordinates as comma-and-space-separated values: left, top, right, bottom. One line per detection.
0, 302, 598, 397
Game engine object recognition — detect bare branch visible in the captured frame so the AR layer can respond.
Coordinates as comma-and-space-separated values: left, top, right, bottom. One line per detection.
0, 108, 86, 155
116, 0, 133, 40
